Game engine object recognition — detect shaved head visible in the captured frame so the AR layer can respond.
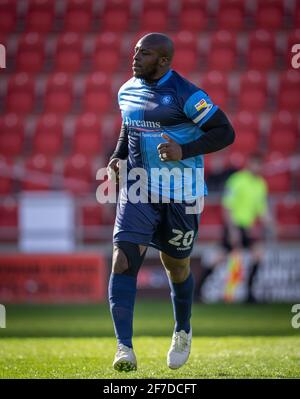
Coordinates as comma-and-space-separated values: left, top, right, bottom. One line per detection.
138, 33, 174, 63
132, 32, 174, 81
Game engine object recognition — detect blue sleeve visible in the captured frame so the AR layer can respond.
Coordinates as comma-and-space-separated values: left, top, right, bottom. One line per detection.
183, 89, 218, 127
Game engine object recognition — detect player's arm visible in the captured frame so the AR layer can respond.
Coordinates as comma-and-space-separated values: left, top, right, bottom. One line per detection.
107, 122, 129, 178
180, 108, 235, 159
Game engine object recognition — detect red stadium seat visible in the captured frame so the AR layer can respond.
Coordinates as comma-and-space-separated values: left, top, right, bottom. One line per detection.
276, 198, 300, 225
6, 73, 35, 114
44, 73, 73, 114
0, 157, 14, 194
63, 154, 92, 194
73, 112, 102, 156
202, 71, 229, 110
0, 0, 17, 34
178, 0, 207, 31
143, 0, 169, 11
278, 69, 300, 112
140, 9, 169, 31
82, 72, 112, 113
239, 70, 268, 112
201, 203, 223, 225
92, 33, 121, 72
81, 204, 103, 226
230, 111, 260, 156
54, 32, 83, 73
0, 113, 24, 157
16, 32, 45, 73
276, 198, 300, 239
208, 30, 237, 71
22, 154, 54, 191
173, 31, 198, 52
0, 198, 18, 228
25, 0, 55, 33
263, 152, 292, 193
64, 0, 93, 33
101, 9, 130, 32
247, 30, 276, 70
172, 48, 198, 75
217, 0, 245, 31
32, 113, 64, 156
295, 4, 300, 29
255, 0, 284, 30
268, 111, 299, 155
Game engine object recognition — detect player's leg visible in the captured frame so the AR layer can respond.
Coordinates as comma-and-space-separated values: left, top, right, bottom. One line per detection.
109, 242, 147, 371
160, 252, 193, 333
160, 251, 193, 369
109, 194, 160, 371
246, 240, 263, 303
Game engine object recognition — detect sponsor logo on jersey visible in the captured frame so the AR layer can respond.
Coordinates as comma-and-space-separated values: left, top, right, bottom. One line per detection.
194, 99, 208, 112
124, 116, 161, 128
161, 95, 173, 105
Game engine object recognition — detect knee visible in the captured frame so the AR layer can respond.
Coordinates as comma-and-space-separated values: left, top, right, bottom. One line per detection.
111, 242, 147, 277
112, 245, 128, 274
161, 253, 190, 283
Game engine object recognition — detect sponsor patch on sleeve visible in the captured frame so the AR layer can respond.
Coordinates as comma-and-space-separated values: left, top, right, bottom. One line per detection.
194, 99, 208, 112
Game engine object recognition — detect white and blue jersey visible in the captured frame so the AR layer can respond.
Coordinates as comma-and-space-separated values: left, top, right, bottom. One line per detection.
118, 69, 218, 201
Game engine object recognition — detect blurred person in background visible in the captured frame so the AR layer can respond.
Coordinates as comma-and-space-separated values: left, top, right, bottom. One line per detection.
195, 152, 275, 303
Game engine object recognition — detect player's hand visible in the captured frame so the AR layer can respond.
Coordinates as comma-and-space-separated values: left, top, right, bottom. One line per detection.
157, 133, 183, 161
107, 158, 120, 181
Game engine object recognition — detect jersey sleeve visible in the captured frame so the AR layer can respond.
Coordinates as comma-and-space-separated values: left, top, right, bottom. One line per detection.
183, 89, 218, 128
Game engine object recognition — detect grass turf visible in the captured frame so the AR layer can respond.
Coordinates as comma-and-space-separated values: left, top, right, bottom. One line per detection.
0, 302, 299, 378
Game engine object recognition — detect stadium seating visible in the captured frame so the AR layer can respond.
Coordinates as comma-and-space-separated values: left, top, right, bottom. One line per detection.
32, 113, 64, 156
72, 112, 102, 156
0, 157, 14, 195
63, 0, 94, 33
0, 113, 24, 157
178, 0, 207, 31
44, 73, 73, 114
277, 69, 300, 112
255, 0, 285, 30
21, 154, 54, 191
16, 32, 45, 73
82, 72, 112, 113
63, 154, 93, 194
54, 33, 83, 73
0, 0, 17, 34
247, 30, 276, 70
208, 30, 237, 71
25, 0, 55, 33
217, 0, 246, 31
5, 73, 35, 114
239, 70, 268, 111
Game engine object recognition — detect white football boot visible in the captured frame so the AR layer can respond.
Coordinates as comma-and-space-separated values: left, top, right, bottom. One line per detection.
113, 343, 137, 372
167, 328, 192, 369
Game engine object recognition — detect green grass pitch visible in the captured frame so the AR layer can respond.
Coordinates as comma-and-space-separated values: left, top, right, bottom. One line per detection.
0, 302, 299, 378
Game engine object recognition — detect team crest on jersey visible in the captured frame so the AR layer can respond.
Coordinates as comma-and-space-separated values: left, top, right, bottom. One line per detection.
195, 99, 208, 111
161, 95, 173, 105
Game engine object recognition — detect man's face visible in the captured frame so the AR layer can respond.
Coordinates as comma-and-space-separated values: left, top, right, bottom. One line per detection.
132, 39, 161, 80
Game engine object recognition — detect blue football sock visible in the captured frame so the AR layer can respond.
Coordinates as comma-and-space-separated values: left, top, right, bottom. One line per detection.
169, 273, 194, 334
108, 273, 137, 348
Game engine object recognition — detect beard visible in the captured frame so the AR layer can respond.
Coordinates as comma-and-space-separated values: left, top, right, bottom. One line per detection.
133, 60, 160, 81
